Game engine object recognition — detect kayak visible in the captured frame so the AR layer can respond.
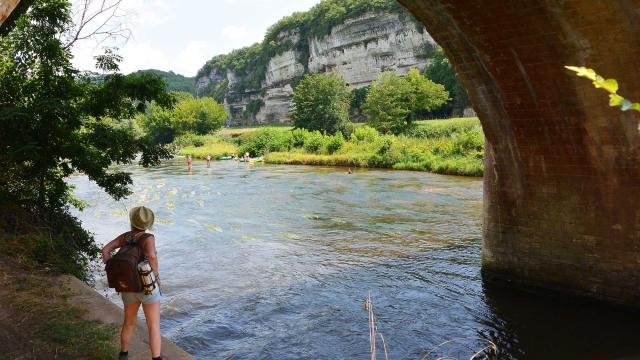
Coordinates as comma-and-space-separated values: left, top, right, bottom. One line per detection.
239, 157, 263, 163
219, 156, 232, 160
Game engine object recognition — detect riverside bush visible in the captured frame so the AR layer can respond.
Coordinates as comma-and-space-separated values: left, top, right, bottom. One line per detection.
326, 132, 346, 154
173, 133, 218, 147
237, 128, 293, 156
351, 125, 380, 143
179, 117, 484, 176
303, 131, 325, 153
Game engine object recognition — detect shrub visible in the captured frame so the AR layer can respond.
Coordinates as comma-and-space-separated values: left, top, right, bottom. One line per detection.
173, 133, 217, 147
340, 122, 356, 139
237, 128, 293, 156
326, 132, 346, 154
303, 130, 325, 153
351, 125, 380, 143
291, 128, 310, 148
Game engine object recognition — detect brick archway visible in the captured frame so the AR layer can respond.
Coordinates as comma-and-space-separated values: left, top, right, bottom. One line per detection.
399, 0, 640, 306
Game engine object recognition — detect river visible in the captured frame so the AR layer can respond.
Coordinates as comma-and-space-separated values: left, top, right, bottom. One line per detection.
69, 159, 640, 359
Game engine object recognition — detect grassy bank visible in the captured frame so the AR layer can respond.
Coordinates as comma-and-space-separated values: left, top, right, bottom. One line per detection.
0, 255, 117, 359
179, 118, 484, 177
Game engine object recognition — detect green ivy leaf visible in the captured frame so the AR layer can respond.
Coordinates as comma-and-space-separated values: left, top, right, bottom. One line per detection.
594, 78, 619, 93
609, 94, 624, 107
565, 66, 597, 81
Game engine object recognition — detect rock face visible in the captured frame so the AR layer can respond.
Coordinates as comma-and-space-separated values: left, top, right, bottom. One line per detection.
196, 12, 436, 126
309, 13, 433, 88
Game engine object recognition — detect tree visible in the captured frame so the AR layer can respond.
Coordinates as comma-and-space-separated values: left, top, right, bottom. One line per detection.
139, 93, 227, 144
364, 69, 449, 134
0, 0, 173, 279
171, 95, 227, 135
292, 73, 351, 134
424, 46, 471, 117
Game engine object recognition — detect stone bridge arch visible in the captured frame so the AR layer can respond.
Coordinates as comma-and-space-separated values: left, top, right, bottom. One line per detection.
399, 0, 640, 306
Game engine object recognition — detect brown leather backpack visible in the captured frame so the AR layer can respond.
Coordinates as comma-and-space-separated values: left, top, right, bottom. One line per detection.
105, 232, 152, 293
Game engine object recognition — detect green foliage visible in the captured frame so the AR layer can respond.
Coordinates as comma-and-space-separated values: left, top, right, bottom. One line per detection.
351, 125, 380, 143
292, 73, 352, 134
179, 141, 238, 159
408, 117, 482, 138
349, 85, 370, 119
0, 0, 176, 279
0, 0, 173, 208
425, 47, 471, 117
565, 66, 640, 112
237, 128, 294, 156
303, 130, 326, 152
364, 69, 449, 135
244, 98, 265, 118
0, 208, 101, 282
130, 69, 196, 95
326, 132, 345, 153
292, 127, 309, 147
139, 94, 227, 144
188, 117, 484, 176
173, 133, 218, 148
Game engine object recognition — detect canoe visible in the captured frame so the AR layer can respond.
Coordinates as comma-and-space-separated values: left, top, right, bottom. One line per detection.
219, 156, 233, 160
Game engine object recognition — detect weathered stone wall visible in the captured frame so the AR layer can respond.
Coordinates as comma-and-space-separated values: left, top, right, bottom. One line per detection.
399, 0, 640, 307
196, 11, 436, 126
309, 12, 434, 88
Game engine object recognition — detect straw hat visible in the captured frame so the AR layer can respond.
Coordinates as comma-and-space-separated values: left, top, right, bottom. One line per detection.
129, 206, 155, 230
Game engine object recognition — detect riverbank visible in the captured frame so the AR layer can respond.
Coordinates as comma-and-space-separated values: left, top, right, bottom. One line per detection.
0, 255, 193, 360
179, 117, 484, 177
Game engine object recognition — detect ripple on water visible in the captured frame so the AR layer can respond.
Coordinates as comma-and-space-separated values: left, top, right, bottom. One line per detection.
69, 161, 640, 360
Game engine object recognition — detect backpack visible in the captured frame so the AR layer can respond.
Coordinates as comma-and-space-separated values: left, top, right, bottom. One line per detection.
105, 232, 152, 293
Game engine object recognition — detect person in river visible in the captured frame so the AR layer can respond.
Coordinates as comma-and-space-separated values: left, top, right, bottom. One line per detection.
187, 155, 193, 171
206, 155, 212, 168
244, 152, 250, 163
101, 206, 163, 360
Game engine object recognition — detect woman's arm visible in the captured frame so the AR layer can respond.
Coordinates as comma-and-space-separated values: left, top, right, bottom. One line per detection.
101, 232, 127, 264
142, 235, 160, 286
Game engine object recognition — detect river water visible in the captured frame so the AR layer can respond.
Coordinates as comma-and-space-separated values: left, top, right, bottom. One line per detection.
69, 159, 640, 359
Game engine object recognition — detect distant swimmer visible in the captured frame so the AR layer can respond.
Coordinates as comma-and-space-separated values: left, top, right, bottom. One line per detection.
206, 155, 211, 168
187, 155, 193, 171
244, 152, 250, 163
348, 168, 353, 174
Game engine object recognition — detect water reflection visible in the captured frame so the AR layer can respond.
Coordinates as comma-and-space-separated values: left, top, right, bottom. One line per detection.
69, 160, 640, 359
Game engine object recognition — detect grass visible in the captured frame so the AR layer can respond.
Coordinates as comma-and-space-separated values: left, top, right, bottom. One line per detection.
220, 125, 292, 138
180, 140, 238, 159
0, 258, 118, 359
175, 117, 484, 176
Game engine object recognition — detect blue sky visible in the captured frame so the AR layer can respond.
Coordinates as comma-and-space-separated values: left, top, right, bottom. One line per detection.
72, 0, 321, 77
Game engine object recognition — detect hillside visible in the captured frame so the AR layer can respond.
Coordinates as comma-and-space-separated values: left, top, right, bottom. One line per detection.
195, 0, 469, 126
132, 69, 196, 95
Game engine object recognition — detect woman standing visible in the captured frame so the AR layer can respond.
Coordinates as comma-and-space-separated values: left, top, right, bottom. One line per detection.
102, 206, 162, 360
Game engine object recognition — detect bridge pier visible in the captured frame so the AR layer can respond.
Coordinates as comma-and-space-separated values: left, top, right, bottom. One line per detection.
400, 0, 640, 306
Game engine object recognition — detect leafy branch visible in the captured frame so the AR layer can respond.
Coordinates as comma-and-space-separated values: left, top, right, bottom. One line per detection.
565, 66, 640, 112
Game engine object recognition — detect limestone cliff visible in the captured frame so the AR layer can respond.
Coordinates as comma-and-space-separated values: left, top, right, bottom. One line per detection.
196, 11, 436, 126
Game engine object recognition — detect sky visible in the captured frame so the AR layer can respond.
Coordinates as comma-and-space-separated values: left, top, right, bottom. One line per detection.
71, 0, 321, 77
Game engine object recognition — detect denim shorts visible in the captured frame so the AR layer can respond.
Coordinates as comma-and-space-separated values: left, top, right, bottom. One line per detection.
121, 287, 161, 305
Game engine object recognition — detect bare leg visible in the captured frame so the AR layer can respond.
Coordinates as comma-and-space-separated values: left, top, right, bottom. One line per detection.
121, 302, 141, 352
142, 301, 161, 357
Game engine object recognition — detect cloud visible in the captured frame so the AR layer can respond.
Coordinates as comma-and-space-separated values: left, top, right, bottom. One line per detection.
175, 41, 215, 77
118, 41, 171, 74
